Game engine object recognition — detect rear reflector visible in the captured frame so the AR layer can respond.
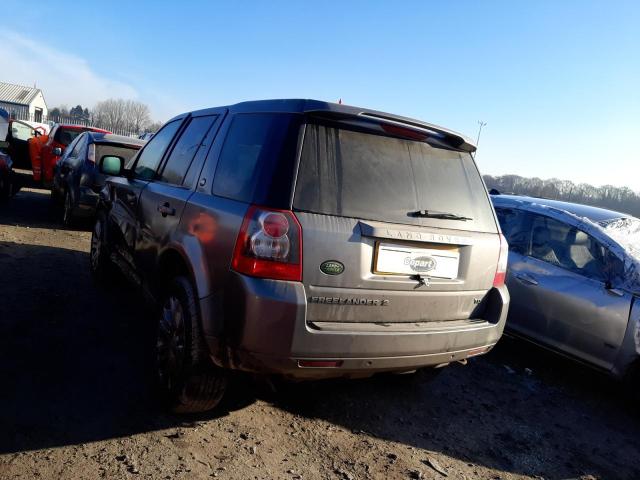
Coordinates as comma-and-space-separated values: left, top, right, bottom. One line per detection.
467, 346, 491, 358
297, 360, 343, 368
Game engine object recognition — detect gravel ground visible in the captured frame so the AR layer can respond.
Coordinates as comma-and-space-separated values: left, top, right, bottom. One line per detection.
1, 182, 639, 480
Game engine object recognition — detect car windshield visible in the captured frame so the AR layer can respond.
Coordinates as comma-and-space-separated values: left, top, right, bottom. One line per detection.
600, 217, 640, 263
293, 123, 497, 232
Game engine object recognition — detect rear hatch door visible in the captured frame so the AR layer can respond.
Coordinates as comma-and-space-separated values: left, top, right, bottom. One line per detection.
293, 119, 501, 325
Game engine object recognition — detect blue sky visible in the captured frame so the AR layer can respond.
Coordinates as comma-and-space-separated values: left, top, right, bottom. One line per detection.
3, 1, 639, 190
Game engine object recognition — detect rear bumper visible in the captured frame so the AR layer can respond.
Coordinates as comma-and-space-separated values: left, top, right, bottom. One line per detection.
202, 274, 509, 379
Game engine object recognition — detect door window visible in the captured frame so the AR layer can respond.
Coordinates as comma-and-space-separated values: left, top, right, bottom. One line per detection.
529, 213, 608, 281
495, 207, 530, 254
70, 135, 88, 166
68, 134, 86, 158
134, 119, 182, 180
60, 135, 82, 162
10, 122, 35, 141
160, 115, 217, 186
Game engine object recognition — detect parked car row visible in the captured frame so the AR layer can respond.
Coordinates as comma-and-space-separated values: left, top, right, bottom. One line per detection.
5, 99, 638, 414
51, 131, 145, 225
30, 124, 110, 186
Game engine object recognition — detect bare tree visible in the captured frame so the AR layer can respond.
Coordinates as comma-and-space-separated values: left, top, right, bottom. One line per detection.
126, 100, 151, 134
93, 99, 128, 132
484, 174, 640, 217
92, 98, 155, 134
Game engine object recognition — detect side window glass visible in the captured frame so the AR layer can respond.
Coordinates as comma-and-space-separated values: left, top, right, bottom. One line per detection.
11, 122, 35, 141
160, 115, 216, 186
134, 120, 182, 180
604, 250, 625, 284
61, 135, 81, 160
69, 134, 86, 158
530, 214, 576, 269
567, 231, 607, 281
530, 213, 608, 281
495, 208, 530, 254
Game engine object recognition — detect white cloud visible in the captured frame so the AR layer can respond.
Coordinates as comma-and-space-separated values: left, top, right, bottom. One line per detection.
0, 31, 138, 109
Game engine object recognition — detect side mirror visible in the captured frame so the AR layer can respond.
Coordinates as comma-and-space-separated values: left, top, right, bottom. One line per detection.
53, 147, 63, 156
99, 155, 125, 176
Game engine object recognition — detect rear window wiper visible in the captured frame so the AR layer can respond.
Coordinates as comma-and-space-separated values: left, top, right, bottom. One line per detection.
408, 210, 472, 221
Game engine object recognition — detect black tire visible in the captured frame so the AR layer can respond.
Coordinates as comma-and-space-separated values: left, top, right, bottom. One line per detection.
156, 276, 227, 413
0, 174, 10, 201
89, 211, 117, 283
50, 187, 62, 206
62, 190, 75, 227
623, 362, 640, 402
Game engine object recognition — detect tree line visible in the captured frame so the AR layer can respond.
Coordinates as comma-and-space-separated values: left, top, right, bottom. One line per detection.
484, 174, 640, 217
49, 99, 163, 134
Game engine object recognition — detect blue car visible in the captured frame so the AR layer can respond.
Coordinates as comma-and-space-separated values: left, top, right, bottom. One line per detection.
52, 132, 145, 225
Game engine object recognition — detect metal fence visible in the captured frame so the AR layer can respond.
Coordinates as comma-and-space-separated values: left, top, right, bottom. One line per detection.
9, 110, 141, 138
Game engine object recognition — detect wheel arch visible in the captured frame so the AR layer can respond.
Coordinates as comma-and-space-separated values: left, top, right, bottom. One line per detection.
156, 242, 210, 300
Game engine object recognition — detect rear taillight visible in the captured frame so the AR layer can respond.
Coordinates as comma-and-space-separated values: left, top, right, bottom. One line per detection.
232, 205, 302, 282
493, 233, 508, 287
87, 144, 96, 163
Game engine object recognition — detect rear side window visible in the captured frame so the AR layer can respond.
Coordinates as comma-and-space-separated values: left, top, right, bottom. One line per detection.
160, 115, 217, 186
95, 144, 140, 164
212, 113, 302, 207
134, 120, 182, 180
495, 207, 531, 254
294, 124, 497, 232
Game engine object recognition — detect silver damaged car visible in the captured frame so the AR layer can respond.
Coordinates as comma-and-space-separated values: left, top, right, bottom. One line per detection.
492, 194, 640, 394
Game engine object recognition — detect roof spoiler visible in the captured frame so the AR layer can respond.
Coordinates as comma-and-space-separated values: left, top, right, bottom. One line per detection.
305, 109, 477, 153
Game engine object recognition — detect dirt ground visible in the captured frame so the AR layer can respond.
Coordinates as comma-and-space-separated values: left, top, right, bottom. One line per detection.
1, 180, 639, 480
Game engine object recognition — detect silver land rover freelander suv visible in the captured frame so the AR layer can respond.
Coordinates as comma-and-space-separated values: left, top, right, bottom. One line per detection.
91, 99, 510, 412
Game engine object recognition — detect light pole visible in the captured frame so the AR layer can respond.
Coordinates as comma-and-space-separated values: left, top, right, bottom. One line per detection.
475, 120, 487, 150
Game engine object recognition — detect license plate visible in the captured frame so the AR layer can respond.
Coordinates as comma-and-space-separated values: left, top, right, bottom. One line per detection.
374, 242, 459, 279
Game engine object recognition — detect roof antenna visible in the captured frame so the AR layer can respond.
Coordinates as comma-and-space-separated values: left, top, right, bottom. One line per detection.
337, 98, 342, 104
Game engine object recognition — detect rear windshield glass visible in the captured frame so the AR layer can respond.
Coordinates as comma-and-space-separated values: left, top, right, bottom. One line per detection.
294, 124, 497, 233
96, 144, 140, 163
54, 128, 84, 146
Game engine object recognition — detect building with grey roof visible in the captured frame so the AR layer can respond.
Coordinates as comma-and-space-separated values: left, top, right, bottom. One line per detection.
0, 81, 48, 122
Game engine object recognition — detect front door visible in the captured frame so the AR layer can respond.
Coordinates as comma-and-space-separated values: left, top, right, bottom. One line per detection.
510, 212, 632, 370
109, 118, 185, 274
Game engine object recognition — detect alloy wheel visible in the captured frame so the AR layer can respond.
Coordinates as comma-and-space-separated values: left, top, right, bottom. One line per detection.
156, 295, 186, 393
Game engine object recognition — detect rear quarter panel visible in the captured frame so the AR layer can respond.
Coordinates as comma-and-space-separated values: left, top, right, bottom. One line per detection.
177, 192, 247, 335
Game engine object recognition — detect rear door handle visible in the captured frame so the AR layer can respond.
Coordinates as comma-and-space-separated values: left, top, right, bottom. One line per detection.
157, 202, 176, 217
515, 273, 539, 286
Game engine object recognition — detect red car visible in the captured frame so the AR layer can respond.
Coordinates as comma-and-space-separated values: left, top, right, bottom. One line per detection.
30, 124, 110, 186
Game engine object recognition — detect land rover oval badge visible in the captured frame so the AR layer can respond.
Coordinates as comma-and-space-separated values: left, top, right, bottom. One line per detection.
320, 260, 344, 275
